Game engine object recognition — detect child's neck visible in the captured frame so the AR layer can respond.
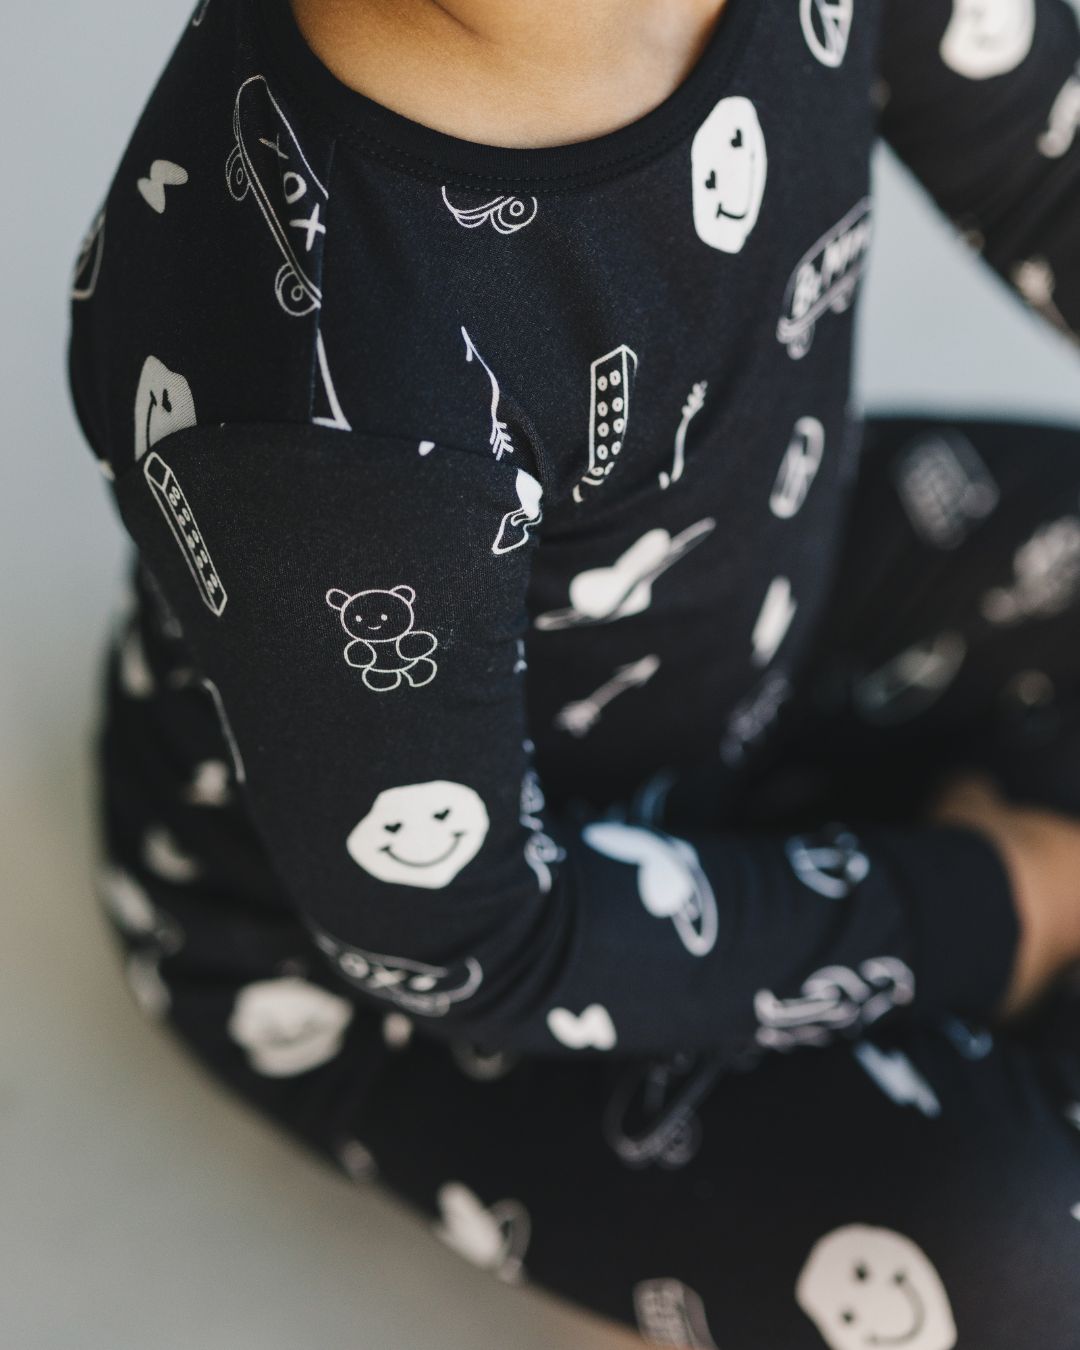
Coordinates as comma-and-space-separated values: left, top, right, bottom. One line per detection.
289, 0, 729, 148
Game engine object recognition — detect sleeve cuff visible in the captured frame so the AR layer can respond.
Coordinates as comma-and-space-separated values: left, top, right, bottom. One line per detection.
862, 822, 1021, 1022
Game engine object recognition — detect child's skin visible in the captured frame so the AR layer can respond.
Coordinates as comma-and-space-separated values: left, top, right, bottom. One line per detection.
289, 0, 730, 147
289, 0, 1080, 1026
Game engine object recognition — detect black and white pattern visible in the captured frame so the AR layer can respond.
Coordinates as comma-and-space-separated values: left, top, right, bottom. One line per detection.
66, 0, 1080, 1341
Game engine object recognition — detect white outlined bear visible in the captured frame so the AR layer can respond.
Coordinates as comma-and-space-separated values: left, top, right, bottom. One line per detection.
325, 583, 438, 691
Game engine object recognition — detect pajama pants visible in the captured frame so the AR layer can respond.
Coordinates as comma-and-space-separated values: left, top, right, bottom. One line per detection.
91, 414, 1080, 1348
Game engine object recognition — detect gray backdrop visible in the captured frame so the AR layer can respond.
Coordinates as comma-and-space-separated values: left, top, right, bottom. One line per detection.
4, 4, 1080, 1347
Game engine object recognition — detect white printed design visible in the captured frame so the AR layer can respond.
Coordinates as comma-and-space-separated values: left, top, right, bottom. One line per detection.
800, 0, 854, 68
751, 575, 796, 666
71, 207, 105, 300
777, 197, 872, 359
312, 329, 352, 430
226, 976, 353, 1077
852, 632, 968, 724
892, 431, 999, 548
134, 356, 197, 461
633, 1278, 719, 1348
940, 1015, 994, 1059
96, 864, 185, 952
604, 1051, 723, 1171
853, 1042, 942, 1118
450, 1040, 521, 1081
690, 96, 768, 253
547, 1003, 617, 1050
572, 345, 639, 501
785, 824, 870, 899
1010, 257, 1075, 338
980, 513, 1080, 624
719, 669, 793, 766
493, 469, 543, 553
534, 518, 716, 630
461, 325, 516, 460
200, 675, 246, 783
117, 619, 154, 698
940, 0, 1035, 80
326, 584, 438, 690
754, 956, 915, 1051
137, 159, 189, 215
583, 821, 719, 957
309, 922, 483, 1014
796, 1225, 957, 1350
183, 759, 232, 806
519, 756, 565, 892
1039, 61, 1080, 158
440, 185, 538, 234
142, 824, 202, 883
554, 654, 661, 736
433, 1182, 530, 1282
226, 75, 327, 316
771, 416, 825, 518
336, 1138, 377, 1180
660, 382, 708, 489
345, 780, 490, 888
143, 451, 228, 617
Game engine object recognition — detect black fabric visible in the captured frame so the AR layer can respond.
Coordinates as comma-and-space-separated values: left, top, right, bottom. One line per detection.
66, 0, 1080, 1342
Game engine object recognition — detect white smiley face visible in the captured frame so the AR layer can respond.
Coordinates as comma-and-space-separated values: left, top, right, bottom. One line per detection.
939, 0, 1035, 79
691, 95, 767, 253
796, 1225, 957, 1350
226, 976, 354, 1077
134, 355, 197, 461
346, 780, 490, 888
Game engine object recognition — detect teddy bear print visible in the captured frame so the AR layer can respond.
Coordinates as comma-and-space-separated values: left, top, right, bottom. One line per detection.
325, 583, 439, 691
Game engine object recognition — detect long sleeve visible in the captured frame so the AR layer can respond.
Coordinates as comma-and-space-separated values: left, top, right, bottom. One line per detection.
878, 0, 1080, 343
99, 416, 1021, 1061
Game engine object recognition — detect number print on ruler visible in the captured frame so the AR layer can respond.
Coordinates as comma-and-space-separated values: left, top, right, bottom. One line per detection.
440, 185, 538, 234
572, 345, 638, 501
134, 358, 225, 615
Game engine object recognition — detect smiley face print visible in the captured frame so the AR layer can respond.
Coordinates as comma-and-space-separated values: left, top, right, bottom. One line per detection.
796, 1225, 957, 1350
691, 96, 768, 253
939, 0, 1035, 80
134, 355, 197, 461
346, 780, 490, 888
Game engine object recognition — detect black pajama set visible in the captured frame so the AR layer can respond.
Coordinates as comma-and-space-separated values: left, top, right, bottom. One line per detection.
65, 0, 1080, 1343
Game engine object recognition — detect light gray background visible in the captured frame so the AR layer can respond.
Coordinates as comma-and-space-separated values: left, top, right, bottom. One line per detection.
4, 4, 1080, 1348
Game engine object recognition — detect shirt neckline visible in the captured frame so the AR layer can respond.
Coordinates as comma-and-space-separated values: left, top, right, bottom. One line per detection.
253, 0, 762, 189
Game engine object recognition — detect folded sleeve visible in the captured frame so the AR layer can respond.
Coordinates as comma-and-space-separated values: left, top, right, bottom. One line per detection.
101, 419, 1021, 1059
878, 0, 1080, 343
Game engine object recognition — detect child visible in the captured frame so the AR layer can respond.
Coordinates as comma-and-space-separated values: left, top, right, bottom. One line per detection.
67, 1, 1080, 1342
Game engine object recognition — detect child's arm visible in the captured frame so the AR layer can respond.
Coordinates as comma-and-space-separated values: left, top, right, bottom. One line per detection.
879, 0, 1080, 346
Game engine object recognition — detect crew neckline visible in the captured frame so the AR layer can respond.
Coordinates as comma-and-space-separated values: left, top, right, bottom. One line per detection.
254, 0, 761, 189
